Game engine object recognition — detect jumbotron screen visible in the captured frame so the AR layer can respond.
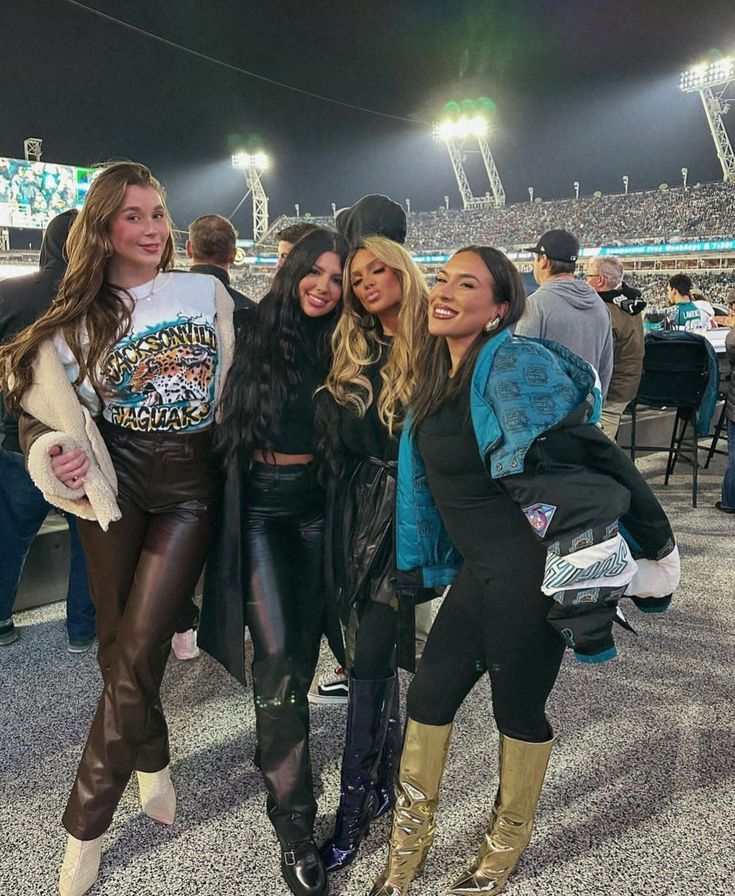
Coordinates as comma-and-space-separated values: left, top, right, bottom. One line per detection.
0, 157, 95, 229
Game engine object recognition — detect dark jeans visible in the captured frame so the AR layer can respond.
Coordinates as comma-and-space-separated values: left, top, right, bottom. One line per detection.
245, 461, 325, 845
722, 417, 735, 510
63, 423, 220, 839
0, 447, 95, 640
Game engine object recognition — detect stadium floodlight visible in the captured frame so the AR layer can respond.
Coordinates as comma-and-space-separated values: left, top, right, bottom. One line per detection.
232, 150, 270, 240
433, 108, 505, 209
681, 166, 689, 188
573, 180, 580, 200
680, 56, 735, 182
231, 151, 270, 171
528, 186, 534, 203
680, 57, 734, 92
434, 114, 489, 141
622, 174, 629, 195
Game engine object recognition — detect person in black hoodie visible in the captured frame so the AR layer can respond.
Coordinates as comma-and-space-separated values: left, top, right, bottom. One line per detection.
585, 255, 646, 440
0, 210, 95, 650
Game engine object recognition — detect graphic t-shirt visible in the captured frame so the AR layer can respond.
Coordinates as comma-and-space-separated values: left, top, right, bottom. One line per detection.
53, 272, 220, 433
101, 272, 219, 432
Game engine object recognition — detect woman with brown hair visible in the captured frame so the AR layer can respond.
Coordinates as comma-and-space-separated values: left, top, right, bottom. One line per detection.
0, 161, 234, 896
369, 246, 678, 896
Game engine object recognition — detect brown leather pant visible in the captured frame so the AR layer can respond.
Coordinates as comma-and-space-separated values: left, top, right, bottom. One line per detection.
64, 422, 220, 840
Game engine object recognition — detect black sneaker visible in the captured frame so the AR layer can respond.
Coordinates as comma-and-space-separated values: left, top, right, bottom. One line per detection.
308, 666, 349, 705
715, 501, 735, 514
0, 620, 18, 647
68, 635, 96, 654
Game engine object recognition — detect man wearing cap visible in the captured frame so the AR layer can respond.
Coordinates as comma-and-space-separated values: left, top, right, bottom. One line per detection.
516, 229, 614, 397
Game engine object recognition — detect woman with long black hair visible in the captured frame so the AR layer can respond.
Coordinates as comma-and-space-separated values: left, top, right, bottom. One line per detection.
369, 246, 679, 896
208, 227, 348, 896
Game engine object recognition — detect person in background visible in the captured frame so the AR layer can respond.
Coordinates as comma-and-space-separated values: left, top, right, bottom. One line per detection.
516, 229, 613, 397
166, 214, 257, 662
690, 289, 716, 330
714, 289, 735, 328
716, 320, 735, 514
0, 209, 95, 652
585, 255, 645, 440
667, 273, 705, 330
276, 221, 319, 270
0, 162, 235, 896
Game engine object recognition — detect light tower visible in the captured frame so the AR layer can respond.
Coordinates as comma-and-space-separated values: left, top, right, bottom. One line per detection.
231, 152, 270, 241
24, 138, 43, 161
433, 110, 505, 209
680, 57, 735, 182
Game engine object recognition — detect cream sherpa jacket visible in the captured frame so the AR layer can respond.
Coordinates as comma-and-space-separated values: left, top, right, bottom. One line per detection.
20, 280, 235, 531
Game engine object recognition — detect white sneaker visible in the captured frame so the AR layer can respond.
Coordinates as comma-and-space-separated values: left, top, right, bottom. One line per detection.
171, 629, 199, 660
307, 665, 349, 705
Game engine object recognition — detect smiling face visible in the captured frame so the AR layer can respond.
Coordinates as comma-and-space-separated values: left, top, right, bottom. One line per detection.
428, 251, 509, 359
349, 249, 402, 320
108, 185, 169, 282
297, 251, 344, 317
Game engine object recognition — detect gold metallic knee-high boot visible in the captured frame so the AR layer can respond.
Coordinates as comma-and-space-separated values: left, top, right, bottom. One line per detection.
368, 719, 453, 896
448, 729, 555, 895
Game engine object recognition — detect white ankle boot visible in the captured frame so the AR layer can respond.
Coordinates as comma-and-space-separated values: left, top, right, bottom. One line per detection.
58, 833, 102, 896
137, 765, 176, 824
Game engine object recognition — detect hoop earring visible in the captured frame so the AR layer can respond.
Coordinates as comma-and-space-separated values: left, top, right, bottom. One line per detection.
483, 316, 502, 333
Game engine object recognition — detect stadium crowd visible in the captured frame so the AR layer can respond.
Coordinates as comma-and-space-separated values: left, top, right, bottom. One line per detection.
267, 181, 735, 253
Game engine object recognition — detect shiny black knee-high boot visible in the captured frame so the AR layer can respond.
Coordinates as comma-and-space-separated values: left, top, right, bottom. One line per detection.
374, 674, 401, 818
254, 660, 327, 896
320, 670, 396, 873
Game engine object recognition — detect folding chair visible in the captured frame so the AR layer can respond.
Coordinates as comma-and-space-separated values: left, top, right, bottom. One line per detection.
626, 333, 714, 507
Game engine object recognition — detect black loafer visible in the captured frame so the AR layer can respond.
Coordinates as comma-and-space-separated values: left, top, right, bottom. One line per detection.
281, 840, 328, 896
715, 501, 735, 514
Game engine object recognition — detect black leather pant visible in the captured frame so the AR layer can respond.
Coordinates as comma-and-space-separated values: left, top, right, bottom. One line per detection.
245, 461, 326, 845
65, 422, 220, 839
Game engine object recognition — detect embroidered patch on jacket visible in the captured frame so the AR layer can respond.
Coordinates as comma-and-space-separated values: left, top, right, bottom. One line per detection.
522, 502, 557, 538
604, 521, 620, 540
571, 529, 594, 551
572, 588, 600, 605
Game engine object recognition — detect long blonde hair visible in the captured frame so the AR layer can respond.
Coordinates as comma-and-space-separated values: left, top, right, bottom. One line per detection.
325, 235, 428, 434
0, 161, 175, 410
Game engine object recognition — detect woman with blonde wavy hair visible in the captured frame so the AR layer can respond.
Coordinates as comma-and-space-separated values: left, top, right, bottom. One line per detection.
318, 222, 431, 874
0, 161, 234, 896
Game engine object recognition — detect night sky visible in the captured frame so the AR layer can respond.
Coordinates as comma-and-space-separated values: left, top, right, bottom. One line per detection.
5, 0, 735, 236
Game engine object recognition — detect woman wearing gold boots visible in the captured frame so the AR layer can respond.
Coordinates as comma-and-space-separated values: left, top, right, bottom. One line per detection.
369, 244, 678, 896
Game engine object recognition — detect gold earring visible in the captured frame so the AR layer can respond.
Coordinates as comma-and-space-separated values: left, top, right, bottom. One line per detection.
483, 316, 501, 333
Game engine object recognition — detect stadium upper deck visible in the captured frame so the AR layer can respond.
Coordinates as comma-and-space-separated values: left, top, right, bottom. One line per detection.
261, 180, 735, 253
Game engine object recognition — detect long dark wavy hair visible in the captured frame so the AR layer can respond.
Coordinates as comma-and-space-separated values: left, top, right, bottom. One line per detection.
215, 227, 349, 460
0, 161, 175, 411
410, 246, 526, 431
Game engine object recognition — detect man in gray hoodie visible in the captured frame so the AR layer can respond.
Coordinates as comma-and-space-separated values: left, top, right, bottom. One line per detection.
516, 229, 613, 398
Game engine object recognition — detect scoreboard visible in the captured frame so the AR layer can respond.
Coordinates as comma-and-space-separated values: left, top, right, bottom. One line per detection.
0, 157, 96, 230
